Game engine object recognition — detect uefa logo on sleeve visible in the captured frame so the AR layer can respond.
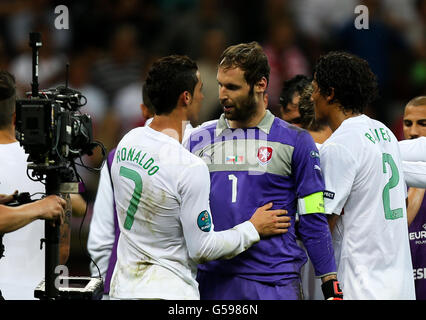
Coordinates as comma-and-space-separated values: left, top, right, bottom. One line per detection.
197, 210, 212, 232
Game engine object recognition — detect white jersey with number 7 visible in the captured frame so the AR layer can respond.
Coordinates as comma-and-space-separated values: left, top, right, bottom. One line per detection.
320, 114, 415, 300
109, 126, 260, 299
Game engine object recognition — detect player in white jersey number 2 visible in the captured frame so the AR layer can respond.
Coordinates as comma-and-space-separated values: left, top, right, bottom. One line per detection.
311, 52, 416, 299
109, 55, 290, 300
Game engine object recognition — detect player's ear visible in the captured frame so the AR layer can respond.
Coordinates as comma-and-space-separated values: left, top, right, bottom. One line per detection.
326, 87, 335, 104
180, 91, 192, 106
141, 103, 154, 119
263, 93, 269, 109
255, 77, 267, 94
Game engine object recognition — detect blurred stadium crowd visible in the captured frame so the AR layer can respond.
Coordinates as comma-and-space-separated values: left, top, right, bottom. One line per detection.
0, 0, 425, 274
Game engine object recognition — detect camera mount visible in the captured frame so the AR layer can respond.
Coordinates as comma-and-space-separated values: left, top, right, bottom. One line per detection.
15, 32, 103, 300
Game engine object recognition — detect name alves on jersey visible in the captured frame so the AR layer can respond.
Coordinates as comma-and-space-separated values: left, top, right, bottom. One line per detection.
364, 127, 392, 144
116, 146, 159, 176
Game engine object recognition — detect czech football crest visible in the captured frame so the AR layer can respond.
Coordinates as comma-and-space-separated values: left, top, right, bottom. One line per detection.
257, 146, 273, 165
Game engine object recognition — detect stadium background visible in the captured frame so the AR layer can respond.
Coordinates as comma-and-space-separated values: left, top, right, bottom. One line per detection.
0, 0, 424, 276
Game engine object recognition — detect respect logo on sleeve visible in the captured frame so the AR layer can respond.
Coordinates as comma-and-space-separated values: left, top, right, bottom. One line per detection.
197, 210, 212, 232
324, 190, 335, 200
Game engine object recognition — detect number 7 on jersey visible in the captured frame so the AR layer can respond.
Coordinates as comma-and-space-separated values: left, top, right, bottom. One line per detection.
119, 166, 143, 230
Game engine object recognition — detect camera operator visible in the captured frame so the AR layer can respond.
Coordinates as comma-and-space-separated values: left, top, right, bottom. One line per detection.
0, 70, 69, 300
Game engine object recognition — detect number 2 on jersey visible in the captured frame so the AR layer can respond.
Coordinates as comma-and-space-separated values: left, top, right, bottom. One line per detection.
382, 153, 403, 220
119, 166, 143, 230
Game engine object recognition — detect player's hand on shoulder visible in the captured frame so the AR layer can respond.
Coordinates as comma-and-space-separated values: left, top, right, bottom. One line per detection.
249, 202, 290, 237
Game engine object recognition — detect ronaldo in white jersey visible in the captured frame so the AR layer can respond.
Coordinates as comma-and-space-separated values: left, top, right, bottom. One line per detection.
311, 52, 416, 300
109, 55, 290, 299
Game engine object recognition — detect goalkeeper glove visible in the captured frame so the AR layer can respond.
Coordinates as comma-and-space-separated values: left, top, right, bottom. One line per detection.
321, 279, 343, 300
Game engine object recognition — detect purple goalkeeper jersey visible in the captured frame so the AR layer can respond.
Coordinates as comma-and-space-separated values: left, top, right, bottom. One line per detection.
188, 110, 335, 284
408, 196, 426, 300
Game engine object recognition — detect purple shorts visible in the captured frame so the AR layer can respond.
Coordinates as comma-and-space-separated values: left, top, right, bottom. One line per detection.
197, 270, 302, 300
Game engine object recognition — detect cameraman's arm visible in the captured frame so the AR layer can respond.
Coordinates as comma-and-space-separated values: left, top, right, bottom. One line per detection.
58, 194, 87, 264
59, 194, 72, 264
0, 195, 66, 233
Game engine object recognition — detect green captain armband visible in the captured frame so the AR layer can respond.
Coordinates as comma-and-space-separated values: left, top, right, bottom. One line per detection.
297, 191, 325, 215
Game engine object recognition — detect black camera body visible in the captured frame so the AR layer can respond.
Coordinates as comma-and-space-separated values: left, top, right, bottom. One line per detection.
15, 86, 95, 178
15, 32, 97, 186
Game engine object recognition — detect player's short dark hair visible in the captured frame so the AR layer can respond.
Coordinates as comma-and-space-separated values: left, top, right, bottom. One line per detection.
298, 83, 315, 130
313, 51, 378, 114
279, 75, 311, 111
406, 96, 426, 108
298, 83, 327, 132
0, 71, 16, 129
145, 55, 198, 115
219, 41, 270, 88
142, 82, 155, 114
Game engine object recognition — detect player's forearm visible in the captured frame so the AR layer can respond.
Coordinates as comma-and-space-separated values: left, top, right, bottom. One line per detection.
399, 137, 426, 162
321, 273, 337, 283
87, 223, 116, 279
300, 214, 343, 300
327, 214, 339, 233
298, 213, 337, 277
188, 221, 259, 264
88, 184, 117, 278
403, 161, 426, 188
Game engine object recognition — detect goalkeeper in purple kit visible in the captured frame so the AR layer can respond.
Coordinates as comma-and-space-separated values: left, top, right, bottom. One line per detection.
188, 42, 342, 300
